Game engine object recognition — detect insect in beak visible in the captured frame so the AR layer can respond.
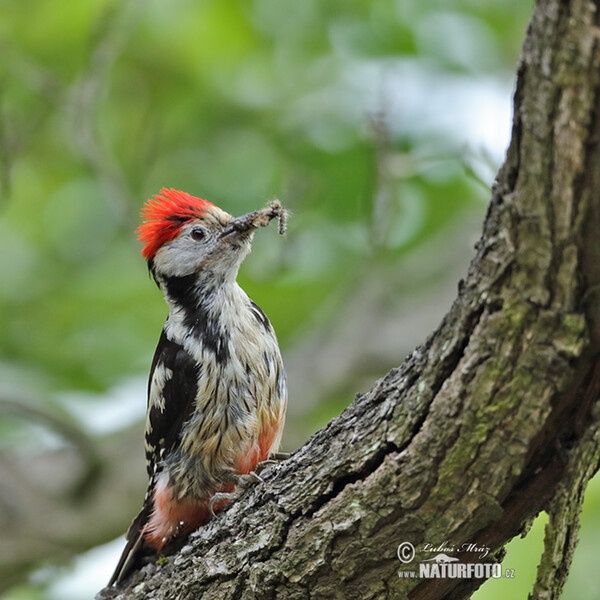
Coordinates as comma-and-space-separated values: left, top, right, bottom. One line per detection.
221, 200, 287, 238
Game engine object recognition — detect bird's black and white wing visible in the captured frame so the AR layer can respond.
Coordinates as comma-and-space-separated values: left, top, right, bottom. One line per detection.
108, 329, 200, 586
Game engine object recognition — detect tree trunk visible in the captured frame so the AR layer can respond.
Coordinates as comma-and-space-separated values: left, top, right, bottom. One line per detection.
97, 0, 600, 598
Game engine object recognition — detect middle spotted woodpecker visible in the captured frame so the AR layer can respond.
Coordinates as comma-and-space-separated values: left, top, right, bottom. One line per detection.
109, 188, 287, 585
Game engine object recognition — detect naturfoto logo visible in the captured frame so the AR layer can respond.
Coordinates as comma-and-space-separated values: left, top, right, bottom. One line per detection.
396, 541, 516, 580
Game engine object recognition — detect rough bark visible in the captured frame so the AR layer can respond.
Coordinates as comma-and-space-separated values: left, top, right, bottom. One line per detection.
97, 0, 600, 598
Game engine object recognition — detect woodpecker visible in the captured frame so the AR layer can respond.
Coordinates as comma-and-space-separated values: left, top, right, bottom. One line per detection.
109, 188, 287, 585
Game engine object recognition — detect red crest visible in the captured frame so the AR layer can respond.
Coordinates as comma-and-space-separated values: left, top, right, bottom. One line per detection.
137, 188, 215, 260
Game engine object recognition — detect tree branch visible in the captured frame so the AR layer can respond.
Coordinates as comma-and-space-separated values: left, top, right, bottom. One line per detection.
97, 0, 600, 598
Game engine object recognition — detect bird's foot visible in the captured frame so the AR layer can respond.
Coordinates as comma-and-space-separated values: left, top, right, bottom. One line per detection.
272, 451, 291, 460
208, 455, 291, 517
208, 473, 264, 517
209, 491, 235, 517
253, 452, 291, 475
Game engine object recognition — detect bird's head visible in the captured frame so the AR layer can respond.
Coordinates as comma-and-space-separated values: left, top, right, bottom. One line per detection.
137, 188, 261, 281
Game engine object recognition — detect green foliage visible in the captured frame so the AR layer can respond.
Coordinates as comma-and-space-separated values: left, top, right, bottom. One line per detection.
0, 0, 528, 393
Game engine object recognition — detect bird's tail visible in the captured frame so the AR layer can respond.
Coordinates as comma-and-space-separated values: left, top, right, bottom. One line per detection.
108, 503, 152, 586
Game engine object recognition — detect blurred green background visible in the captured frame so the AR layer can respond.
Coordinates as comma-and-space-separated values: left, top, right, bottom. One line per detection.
1, 0, 597, 598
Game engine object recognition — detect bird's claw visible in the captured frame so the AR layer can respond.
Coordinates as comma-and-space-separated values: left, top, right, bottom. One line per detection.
209, 491, 237, 517
208, 454, 291, 518
235, 471, 264, 485
253, 452, 290, 475
272, 452, 291, 461
208, 472, 267, 517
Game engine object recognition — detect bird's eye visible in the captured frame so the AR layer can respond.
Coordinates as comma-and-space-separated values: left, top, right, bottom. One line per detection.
191, 228, 205, 241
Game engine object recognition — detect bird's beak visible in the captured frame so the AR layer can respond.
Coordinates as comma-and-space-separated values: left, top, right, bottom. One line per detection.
220, 213, 257, 238
220, 201, 285, 238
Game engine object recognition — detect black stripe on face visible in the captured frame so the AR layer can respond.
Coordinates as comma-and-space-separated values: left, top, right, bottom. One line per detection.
145, 330, 202, 468
163, 274, 230, 364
